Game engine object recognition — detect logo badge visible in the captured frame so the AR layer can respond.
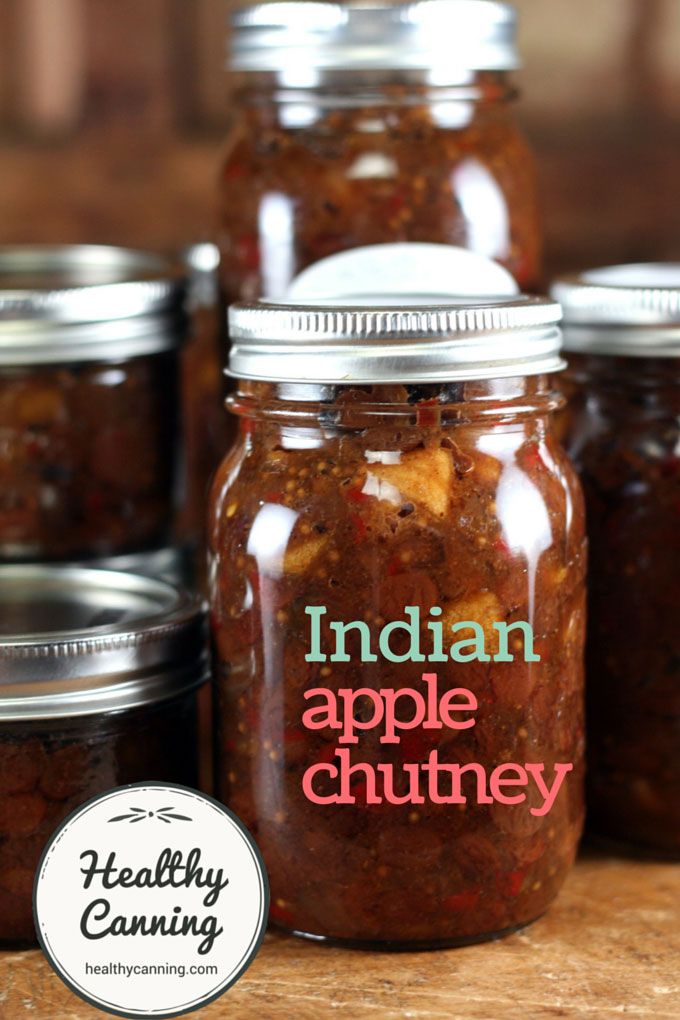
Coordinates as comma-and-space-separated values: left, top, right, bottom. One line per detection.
34, 784, 269, 1019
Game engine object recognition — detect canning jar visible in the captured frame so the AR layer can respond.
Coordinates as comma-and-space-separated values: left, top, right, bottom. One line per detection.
554, 265, 680, 857
0, 565, 208, 946
0, 245, 185, 564
209, 296, 586, 947
218, 0, 543, 315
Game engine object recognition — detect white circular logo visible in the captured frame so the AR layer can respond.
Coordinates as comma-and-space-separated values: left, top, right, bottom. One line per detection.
34, 784, 269, 1019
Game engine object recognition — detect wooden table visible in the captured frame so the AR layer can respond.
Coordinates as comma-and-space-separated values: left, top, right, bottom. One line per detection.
1, 849, 678, 1020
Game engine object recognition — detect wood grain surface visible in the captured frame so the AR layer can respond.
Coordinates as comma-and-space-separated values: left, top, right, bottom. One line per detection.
1, 849, 678, 1020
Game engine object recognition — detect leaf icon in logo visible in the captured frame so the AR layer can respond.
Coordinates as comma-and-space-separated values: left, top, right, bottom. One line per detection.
108, 805, 193, 824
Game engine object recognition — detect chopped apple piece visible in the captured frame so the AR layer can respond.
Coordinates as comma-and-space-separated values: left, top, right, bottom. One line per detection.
283, 535, 328, 574
441, 591, 503, 655
367, 446, 453, 518
469, 450, 502, 488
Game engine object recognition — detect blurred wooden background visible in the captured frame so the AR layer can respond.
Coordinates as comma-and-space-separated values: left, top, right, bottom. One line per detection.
0, 0, 679, 276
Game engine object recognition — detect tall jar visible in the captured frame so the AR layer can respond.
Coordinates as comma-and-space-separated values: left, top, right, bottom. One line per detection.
0, 565, 208, 946
209, 296, 586, 947
554, 265, 680, 857
218, 0, 543, 311
0, 246, 185, 566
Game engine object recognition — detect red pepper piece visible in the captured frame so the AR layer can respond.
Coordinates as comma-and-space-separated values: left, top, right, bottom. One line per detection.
350, 513, 368, 541
497, 869, 525, 898
269, 901, 296, 928
346, 486, 369, 504
522, 442, 545, 470
443, 888, 481, 913
263, 491, 283, 504
387, 556, 402, 577
283, 728, 307, 746
386, 190, 406, 216
492, 536, 512, 558
312, 743, 338, 766
350, 779, 369, 803
416, 399, 441, 428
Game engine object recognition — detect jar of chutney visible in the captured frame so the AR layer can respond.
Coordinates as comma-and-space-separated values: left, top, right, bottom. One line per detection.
0, 565, 208, 946
0, 245, 186, 564
209, 295, 586, 947
554, 264, 680, 857
218, 0, 543, 315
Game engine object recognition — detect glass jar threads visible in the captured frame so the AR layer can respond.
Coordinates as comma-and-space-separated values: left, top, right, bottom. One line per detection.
554, 264, 680, 857
0, 565, 208, 946
209, 296, 586, 947
0, 245, 186, 564
218, 0, 543, 312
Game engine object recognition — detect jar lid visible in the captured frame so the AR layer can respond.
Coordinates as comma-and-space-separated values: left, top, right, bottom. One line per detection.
0, 566, 208, 721
228, 1, 519, 76
553, 264, 680, 357
0, 245, 186, 365
227, 296, 564, 383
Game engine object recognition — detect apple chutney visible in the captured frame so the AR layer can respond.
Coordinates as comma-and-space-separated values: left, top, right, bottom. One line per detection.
554, 265, 680, 857
0, 566, 208, 946
209, 296, 586, 947
0, 245, 185, 563
218, 0, 543, 319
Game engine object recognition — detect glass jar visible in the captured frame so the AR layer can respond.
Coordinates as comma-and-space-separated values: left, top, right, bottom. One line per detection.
0, 245, 186, 564
218, 0, 543, 313
209, 297, 586, 947
554, 264, 680, 857
179, 244, 229, 572
0, 565, 208, 946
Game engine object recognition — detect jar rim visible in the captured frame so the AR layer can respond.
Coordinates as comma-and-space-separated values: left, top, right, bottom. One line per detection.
553, 264, 680, 358
227, 296, 565, 383
0, 245, 186, 365
0, 566, 208, 721
228, 1, 520, 78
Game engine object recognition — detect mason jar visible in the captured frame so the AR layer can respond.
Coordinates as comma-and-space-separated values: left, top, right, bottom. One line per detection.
554, 264, 680, 857
209, 296, 586, 947
218, 0, 543, 314
0, 245, 185, 564
0, 565, 208, 946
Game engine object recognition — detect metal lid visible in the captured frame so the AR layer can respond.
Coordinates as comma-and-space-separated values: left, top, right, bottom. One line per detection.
227, 296, 564, 383
79, 545, 196, 591
229, 1, 519, 76
553, 264, 680, 357
0, 245, 186, 365
0, 566, 208, 721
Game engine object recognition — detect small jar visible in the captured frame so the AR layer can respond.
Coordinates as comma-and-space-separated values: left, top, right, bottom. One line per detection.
218, 0, 543, 311
0, 245, 186, 563
0, 565, 208, 946
209, 297, 586, 947
554, 265, 680, 857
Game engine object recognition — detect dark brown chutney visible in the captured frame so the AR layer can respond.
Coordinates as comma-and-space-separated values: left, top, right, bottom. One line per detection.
0, 563, 207, 946
0, 354, 179, 560
210, 369, 586, 946
219, 2, 543, 315
0, 245, 186, 563
562, 353, 680, 856
0, 697, 198, 946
